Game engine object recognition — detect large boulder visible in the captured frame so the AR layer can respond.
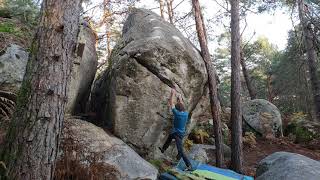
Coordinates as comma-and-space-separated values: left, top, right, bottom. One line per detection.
65, 22, 98, 114
56, 117, 158, 180
89, 8, 208, 158
242, 99, 282, 137
0, 44, 28, 93
0, 23, 97, 115
256, 152, 320, 180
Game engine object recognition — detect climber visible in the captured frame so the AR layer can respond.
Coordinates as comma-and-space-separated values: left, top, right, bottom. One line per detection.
159, 88, 192, 171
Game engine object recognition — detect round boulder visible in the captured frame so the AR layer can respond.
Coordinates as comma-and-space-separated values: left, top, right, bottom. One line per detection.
242, 99, 282, 137
256, 152, 320, 180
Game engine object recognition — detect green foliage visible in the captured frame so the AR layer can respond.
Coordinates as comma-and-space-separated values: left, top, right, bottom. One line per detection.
218, 78, 231, 107
285, 112, 320, 143
286, 123, 315, 143
0, 21, 25, 37
216, 35, 279, 104
271, 29, 316, 114
0, 0, 39, 25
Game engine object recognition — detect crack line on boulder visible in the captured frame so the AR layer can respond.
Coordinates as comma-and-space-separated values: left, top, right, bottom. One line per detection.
128, 53, 176, 89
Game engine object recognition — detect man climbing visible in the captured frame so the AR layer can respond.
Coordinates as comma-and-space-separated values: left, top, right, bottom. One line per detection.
159, 88, 192, 171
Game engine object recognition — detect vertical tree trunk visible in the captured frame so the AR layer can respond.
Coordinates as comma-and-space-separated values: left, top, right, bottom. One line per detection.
240, 51, 256, 100
192, 0, 224, 167
298, 0, 320, 122
166, 0, 174, 24
106, 31, 112, 58
230, 0, 243, 173
267, 73, 274, 102
0, 0, 81, 179
104, 0, 112, 58
159, 0, 165, 19
200, 12, 208, 44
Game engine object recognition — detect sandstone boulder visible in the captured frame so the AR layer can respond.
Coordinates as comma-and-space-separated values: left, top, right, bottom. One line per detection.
89, 8, 208, 158
242, 99, 282, 137
65, 22, 98, 114
0, 23, 97, 115
56, 117, 158, 180
256, 152, 320, 180
0, 44, 28, 93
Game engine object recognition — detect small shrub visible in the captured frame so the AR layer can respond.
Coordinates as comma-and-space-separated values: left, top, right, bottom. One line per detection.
184, 138, 194, 151
285, 112, 319, 143
243, 132, 257, 148
0, 21, 26, 38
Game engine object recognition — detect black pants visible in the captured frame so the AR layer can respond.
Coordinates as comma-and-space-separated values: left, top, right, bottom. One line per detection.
162, 132, 191, 167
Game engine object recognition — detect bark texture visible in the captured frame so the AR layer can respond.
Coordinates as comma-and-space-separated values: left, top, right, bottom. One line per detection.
240, 51, 256, 100
166, 0, 174, 24
104, 0, 112, 58
298, 0, 320, 122
159, 0, 165, 19
0, 0, 81, 179
230, 0, 243, 173
192, 0, 224, 167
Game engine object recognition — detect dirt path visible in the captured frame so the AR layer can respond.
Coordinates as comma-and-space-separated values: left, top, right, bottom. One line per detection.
243, 137, 320, 177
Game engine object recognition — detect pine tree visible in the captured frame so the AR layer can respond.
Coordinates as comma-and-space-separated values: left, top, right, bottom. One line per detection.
230, 0, 243, 173
192, 0, 224, 167
0, 0, 81, 179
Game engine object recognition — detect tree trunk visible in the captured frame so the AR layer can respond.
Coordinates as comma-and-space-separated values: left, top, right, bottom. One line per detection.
104, 0, 112, 58
192, 0, 224, 167
166, 0, 174, 24
200, 12, 208, 44
106, 31, 112, 58
298, 0, 320, 122
0, 0, 81, 179
230, 0, 243, 173
267, 73, 274, 102
159, 0, 165, 19
240, 51, 256, 100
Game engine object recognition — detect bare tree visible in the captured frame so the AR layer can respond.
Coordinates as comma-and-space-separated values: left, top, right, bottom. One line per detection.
104, 0, 112, 58
298, 0, 320, 122
166, 0, 174, 24
0, 0, 81, 179
192, 0, 224, 167
230, 0, 243, 173
159, 0, 165, 19
240, 51, 256, 100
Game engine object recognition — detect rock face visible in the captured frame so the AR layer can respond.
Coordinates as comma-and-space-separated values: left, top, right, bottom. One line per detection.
89, 8, 208, 158
188, 144, 231, 164
242, 99, 282, 137
65, 22, 98, 114
0, 44, 28, 93
0, 23, 97, 115
57, 118, 158, 180
256, 152, 320, 180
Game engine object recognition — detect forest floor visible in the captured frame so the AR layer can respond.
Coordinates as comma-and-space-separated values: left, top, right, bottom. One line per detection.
242, 137, 320, 177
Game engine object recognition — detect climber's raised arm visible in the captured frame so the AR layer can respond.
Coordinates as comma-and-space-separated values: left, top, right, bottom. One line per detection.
168, 88, 176, 109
